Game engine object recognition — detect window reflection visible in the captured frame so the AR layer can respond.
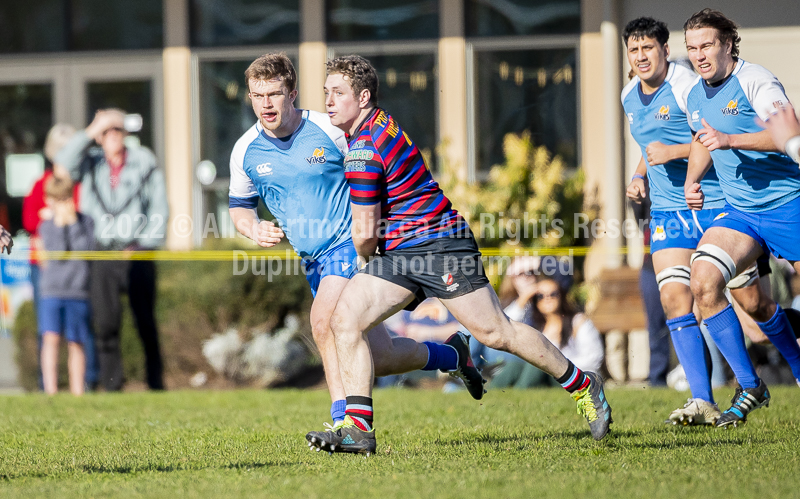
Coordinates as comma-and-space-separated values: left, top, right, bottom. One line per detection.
0, 84, 53, 232
190, 0, 300, 47
0, 0, 162, 53
357, 53, 437, 169
474, 48, 577, 173
0, 0, 66, 53
327, 0, 438, 42
465, 0, 580, 37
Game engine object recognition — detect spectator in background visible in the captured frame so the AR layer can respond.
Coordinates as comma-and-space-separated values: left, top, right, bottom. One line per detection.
498, 256, 541, 324
56, 109, 169, 391
22, 123, 99, 390
473, 258, 603, 389
469, 257, 541, 373
38, 176, 94, 395
490, 276, 604, 389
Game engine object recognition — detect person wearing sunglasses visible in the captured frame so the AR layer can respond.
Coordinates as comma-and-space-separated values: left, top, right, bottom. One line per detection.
490, 277, 604, 389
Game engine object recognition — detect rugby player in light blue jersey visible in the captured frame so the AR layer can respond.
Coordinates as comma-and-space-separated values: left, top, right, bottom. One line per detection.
683, 9, 800, 427
622, 17, 799, 427
760, 103, 800, 165
228, 54, 483, 434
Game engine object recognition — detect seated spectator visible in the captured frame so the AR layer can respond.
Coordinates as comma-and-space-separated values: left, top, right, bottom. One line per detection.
480, 272, 604, 389
38, 176, 94, 395
498, 256, 541, 324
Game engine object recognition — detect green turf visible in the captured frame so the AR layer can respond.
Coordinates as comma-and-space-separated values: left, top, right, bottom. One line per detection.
2, 386, 800, 498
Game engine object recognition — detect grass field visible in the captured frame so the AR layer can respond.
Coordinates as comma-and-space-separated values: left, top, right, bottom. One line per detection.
2, 386, 800, 498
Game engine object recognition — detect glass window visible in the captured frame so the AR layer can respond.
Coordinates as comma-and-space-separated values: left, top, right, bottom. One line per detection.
473, 48, 577, 173
0, 84, 53, 233
465, 0, 580, 37
70, 0, 163, 51
0, 1, 67, 53
327, 0, 438, 42
86, 81, 154, 150
0, 0, 162, 53
190, 0, 300, 47
198, 56, 299, 179
362, 53, 438, 168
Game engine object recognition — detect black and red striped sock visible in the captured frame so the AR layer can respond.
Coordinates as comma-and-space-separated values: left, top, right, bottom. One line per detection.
556, 360, 590, 394
345, 396, 373, 431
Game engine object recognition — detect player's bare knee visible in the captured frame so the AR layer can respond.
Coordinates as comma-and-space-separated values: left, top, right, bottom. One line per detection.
329, 307, 359, 343
474, 320, 516, 352
310, 315, 333, 342
689, 268, 725, 310
659, 284, 693, 319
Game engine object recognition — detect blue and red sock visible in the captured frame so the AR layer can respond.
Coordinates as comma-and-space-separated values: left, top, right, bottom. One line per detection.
345, 396, 373, 431
557, 361, 590, 394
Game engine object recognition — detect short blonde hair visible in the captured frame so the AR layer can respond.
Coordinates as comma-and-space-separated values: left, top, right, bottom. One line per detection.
44, 175, 74, 201
244, 53, 297, 92
44, 123, 76, 163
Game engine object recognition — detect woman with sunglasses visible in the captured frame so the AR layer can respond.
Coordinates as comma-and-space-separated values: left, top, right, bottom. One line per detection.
490, 276, 604, 389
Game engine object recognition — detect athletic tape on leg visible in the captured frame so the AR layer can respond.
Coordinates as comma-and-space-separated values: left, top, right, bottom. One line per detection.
691, 244, 737, 285
727, 263, 758, 289
656, 265, 691, 291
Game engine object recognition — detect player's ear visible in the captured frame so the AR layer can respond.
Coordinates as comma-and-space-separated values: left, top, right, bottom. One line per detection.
289, 88, 298, 104
664, 42, 670, 59
359, 89, 371, 108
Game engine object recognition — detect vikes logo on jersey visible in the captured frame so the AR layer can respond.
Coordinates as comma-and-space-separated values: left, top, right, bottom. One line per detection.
652, 226, 667, 242
721, 100, 739, 116
306, 147, 327, 165
654, 105, 670, 121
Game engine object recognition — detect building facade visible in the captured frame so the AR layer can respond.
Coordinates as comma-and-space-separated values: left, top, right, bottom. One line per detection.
0, 0, 798, 273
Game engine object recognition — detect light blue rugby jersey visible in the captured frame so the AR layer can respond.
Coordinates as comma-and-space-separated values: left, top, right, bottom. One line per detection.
228, 110, 352, 260
686, 59, 800, 212
622, 62, 724, 212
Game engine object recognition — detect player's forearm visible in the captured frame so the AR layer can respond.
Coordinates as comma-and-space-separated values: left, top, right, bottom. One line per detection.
634, 156, 647, 177
229, 207, 259, 240
350, 202, 381, 259
727, 129, 780, 152
685, 140, 713, 186
666, 143, 691, 161
353, 236, 379, 260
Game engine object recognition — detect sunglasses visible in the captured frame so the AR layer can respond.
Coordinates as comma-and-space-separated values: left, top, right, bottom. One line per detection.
535, 291, 560, 300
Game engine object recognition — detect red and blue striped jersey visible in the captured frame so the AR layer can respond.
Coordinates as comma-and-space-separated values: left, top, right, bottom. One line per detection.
344, 108, 468, 252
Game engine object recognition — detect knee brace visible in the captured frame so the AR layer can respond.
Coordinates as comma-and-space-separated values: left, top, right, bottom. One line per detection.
691, 244, 737, 286
656, 265, 691, 291
727, 263, 759, 289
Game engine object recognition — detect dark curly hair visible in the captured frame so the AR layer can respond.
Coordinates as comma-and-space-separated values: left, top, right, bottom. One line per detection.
326, 55, 379, 105
684, 8, 740, 58
622, 17, 669, 47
